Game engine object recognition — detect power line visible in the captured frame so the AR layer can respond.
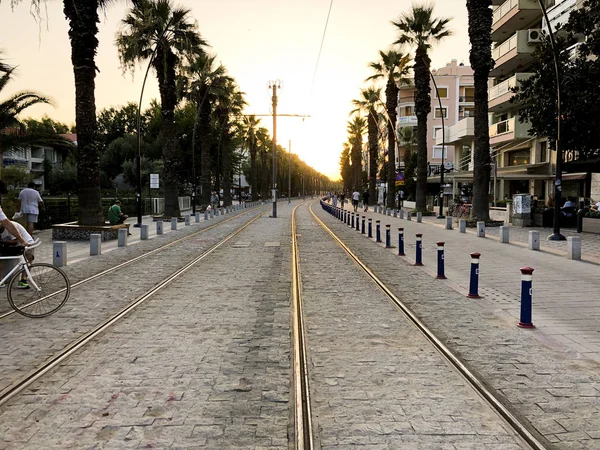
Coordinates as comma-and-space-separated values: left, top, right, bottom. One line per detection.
308, 0, 334, 100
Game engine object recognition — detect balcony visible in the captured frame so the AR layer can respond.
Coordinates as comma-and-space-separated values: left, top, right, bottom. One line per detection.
397, 115, 418, 127
492, 0, 542, 42
398, 95, 416, 105
489, 116, 530, 145
436, 118, 474, 145
490, 30, 540, 77
488, 73, 532, 112
544, 0, 576, 33
459, 95, 475, 103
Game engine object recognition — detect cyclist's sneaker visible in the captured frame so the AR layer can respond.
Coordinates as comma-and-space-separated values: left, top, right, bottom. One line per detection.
17, 280, 30, 289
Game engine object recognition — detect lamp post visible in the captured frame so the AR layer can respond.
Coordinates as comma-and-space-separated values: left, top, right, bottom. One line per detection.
537, 0, 565, 241
269, 80, 281, 218
428, 66, 446, 219
135, 17, 173, 227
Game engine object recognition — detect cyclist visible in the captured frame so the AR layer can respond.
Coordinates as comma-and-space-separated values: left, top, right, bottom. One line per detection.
0, 220, 35, 288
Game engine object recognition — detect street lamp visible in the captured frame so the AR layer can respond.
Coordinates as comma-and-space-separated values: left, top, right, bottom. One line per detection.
135, 17, 174, 227
537, 0, 565, 240
268, 80, 281, 218
428, 66, 446, 219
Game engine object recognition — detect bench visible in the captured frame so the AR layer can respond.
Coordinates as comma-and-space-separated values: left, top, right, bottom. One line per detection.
52, 221, 130, 241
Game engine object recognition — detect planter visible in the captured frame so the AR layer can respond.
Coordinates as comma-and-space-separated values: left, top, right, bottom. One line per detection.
532, 213, 544, 227
52, 221, 130, 241
582, 217, 600, 234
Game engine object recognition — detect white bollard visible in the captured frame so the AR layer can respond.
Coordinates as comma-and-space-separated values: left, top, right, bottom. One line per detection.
567, 236, 581, 260
53, 241, 67, 267
393, 209, 397, 218
156, 221, 163, 235
204, 210, 209, 221
417, 212, 422, 223
220, 207, 225, 216
195, 212, 200, 223
399, 210, 405, 220
140, 224, 149, 240
499, 226, 510, 244
90, 233, 101, 256
407, 212, 412, 221
118, 228, 128, 247
459, 219, 467, 233
445, 216, 453, 230
477, 221, 485, 238
185, 214, 190, 226
528, 230, 540, 250
171, 217, 178, 231
210, 208, 215, 218
387, 208, 391, 216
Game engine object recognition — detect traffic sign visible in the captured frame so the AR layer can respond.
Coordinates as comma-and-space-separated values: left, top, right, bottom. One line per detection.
150, 173, 159, 189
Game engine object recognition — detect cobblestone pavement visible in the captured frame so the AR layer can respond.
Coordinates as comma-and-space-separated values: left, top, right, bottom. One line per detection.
0, 202, 292, 448
0, 205, 266, 395
418, 214, 600, 265
316, 202, 600, 449
295, 206, 527, 449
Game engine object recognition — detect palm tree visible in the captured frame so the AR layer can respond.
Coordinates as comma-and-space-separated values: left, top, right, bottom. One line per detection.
366, 49, 411, 208
240, 115, 261, 201
352, 87, 382, 205
117, 0, 207, 217
3, 0, 146, 225
467, 0, 493, 221
256, 127, 271, 199
346, 116, 366, 190
393, 5, 452, 212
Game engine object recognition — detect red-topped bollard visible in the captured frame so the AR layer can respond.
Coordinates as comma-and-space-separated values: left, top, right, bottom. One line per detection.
518, 267, 535, 328
436, 242, 446, 279
468, 252, 481, 298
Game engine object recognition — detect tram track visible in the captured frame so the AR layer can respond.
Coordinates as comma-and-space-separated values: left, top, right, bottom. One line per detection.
0, 210, 265, 408
307, 202, 548, 450
0, 205, 263, 321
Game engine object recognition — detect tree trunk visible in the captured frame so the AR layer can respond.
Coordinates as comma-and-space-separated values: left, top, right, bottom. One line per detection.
351, 141, 362, 190
199, 86, 212, 205
64, 0, 103, 226
220, 124, 232, 206
386, 78, 399, 208
261, 147, 269, 199
154, 48, 181, 218
414, 47, 431, 213
250, 136, 258, 201
368, 108, 378, 205
468, 0, 493, 221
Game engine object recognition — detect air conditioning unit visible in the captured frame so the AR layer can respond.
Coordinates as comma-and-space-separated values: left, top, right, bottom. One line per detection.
527, 29, 542, 44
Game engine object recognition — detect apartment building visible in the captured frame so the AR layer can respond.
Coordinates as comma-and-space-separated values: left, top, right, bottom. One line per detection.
396, 60, 474, 178
439, 0, 593, 204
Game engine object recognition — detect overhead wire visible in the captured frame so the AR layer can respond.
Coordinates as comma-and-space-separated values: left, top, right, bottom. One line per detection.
307, 0, 334, 103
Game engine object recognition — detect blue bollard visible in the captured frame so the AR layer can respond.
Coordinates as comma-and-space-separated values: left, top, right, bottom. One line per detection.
376, 220, 382, 242
356, 214, 360, 231
518, 267, 535, 328
436, 241, 446, 279
415, 233, 423, 266
468, 252, 481, 298
361, 216, 365, 234
368, 219, 373, 238
351, 213, 355, 228
385, 225, 391, 248
398, 228, 405, 256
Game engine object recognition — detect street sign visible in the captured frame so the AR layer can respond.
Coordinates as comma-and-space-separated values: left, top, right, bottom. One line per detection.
444, 161, 453, 171
395, 172, 405, 186
150, 173, 159, 189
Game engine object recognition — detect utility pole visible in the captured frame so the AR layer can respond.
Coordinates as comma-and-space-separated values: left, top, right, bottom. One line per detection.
288, 140, 292, 204
269, 80, 281, 218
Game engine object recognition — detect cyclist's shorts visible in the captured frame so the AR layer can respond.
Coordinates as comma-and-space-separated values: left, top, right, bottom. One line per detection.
0, 244, 24, 256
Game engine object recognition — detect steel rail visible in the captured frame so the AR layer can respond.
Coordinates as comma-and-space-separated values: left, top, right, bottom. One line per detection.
291, 204, 314, 449
0, 211, 265, 408
309, 203, 548, 450
0, 205, 265, 320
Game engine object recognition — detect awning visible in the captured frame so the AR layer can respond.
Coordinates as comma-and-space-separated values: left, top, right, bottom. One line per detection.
560, 172, 587, 181
491, 137, 535, 155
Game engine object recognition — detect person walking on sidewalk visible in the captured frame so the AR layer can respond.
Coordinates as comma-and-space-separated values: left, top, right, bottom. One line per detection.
352, 190, 360, 212
18, 181, 43, 235
362, 190, 370, 212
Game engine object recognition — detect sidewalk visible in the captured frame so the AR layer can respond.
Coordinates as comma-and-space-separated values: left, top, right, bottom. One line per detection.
334, 203, 600, 362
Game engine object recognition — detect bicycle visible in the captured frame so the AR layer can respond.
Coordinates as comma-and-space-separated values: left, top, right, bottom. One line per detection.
0, 239, 71, 318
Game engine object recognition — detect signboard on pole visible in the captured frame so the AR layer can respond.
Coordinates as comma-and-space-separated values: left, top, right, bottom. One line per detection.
395, 172, 405, 186
150, 173, 159, 189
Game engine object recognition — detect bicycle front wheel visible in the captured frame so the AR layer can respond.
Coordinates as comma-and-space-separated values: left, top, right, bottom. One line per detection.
8, 263, 71, 318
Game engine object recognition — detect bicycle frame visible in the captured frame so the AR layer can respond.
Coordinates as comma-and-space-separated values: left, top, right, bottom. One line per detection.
0, 254, 41, 291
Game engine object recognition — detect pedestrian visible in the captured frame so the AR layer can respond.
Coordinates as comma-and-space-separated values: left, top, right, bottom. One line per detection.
352, 189, 360, 212
340, 191, 345, 210
211, 191, 219, 209
0, 180, 30, 279
333, 192, 338, 207
108, 200, 130, 229
362, 190, 370, 212
17, 181, 44, 235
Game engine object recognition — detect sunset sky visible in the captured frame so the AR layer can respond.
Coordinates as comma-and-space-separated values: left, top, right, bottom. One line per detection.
0, 0, 471, 180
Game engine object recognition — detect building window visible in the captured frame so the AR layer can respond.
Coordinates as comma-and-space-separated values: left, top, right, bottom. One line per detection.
432, 146, 448, 159
403, 106, 414, 116
434, 107, 448, 119
508, 149, 530, 166
539, 141, 548, 163
434, 87, 448, 99
433, 126, 442, 139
